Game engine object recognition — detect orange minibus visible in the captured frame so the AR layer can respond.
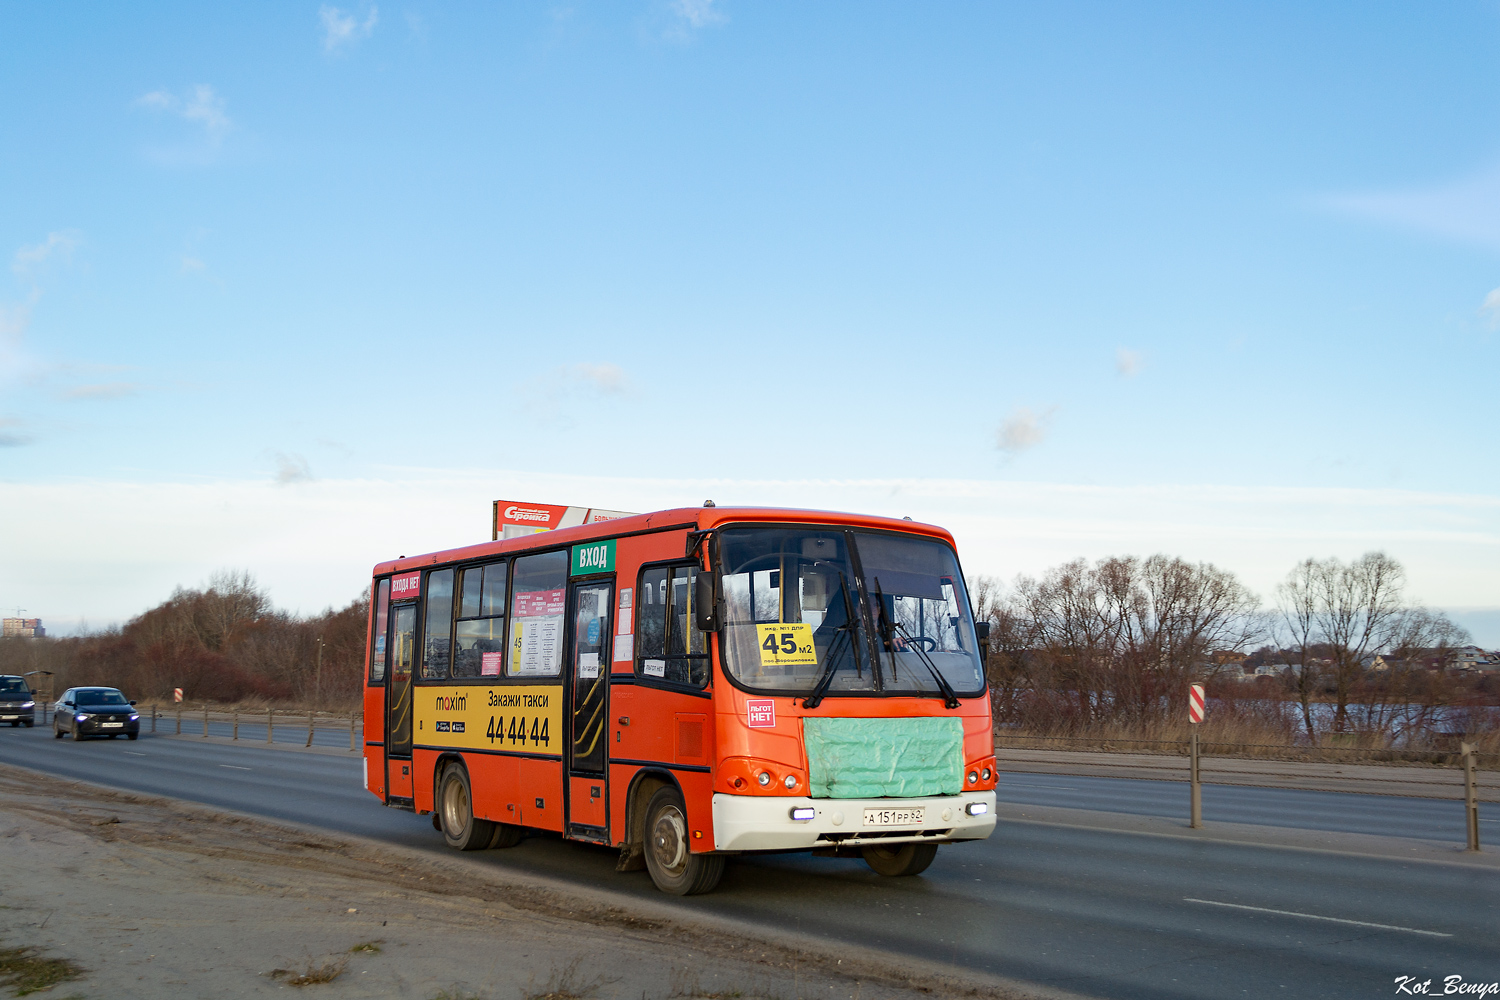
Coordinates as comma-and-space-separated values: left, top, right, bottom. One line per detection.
362, 505, 997, 894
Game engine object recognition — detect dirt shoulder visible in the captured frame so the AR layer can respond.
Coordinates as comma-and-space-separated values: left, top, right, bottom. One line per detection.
0, 765, 1056, 1000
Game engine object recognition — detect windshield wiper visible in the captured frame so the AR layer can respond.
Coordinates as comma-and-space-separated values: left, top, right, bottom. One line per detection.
874, 578, 960, 710
802, 564, 859, 710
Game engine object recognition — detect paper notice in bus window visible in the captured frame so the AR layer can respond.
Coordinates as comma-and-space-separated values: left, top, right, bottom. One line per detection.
510, 615, 564, 676
755, 623, 818, 667
480, 652, 502, 677
643, 658, 665, 678
578, 652, 599, 679
618, 588, 632, 610
616, 607, 631, 635
614, 633, 633, 662
514, 588, 565, 617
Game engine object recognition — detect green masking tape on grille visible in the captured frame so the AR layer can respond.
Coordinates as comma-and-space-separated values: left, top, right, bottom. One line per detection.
802, 716, 965, 798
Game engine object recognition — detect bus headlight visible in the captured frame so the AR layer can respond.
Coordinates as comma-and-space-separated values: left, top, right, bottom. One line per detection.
756, 771, 772, 787
783, 774, 797, 790
967, 770, 978, 784
789, 807, 815, 821
965, 802, 989, 816
981, 767, 991, 781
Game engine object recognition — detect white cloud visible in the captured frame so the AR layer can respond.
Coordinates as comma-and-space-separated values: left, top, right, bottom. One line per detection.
1326, 162, 1500, 250
995, 406, 1051, 455
135, 85, 230, 139
274, 452, 314, 485
0, 417, 31, 447
523, 362, 630, 420
3, 232, 81, 384
321, 5, 379, 50
3, 471, 1497, 627
569, 362, 626, 393
13, 231, 79, 279
1482, 288, 1500, 329
662, 0, 726, 40
1115, 348, 1142, 377
671, 0, 725, 29
134, 86, 233, 166
62, 382, 138, 401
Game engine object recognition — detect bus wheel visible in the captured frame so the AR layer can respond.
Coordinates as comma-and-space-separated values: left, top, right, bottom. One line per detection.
486, 821, 524, 849
862, 842, 937, 877
643, 787, 724, 895
438, 764, 497, 851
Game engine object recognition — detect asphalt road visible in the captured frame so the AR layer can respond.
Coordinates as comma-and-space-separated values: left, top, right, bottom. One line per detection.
1, 724, 1495, 1000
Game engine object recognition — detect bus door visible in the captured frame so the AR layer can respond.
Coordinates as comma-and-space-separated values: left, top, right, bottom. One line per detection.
564, 579, 612, 839
385, 602, 417, 803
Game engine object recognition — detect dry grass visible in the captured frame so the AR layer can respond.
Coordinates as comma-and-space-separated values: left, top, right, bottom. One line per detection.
0, 945, 86, 996
268, 956, 349, 986
670, 967, 748, 998
524, 958, 618, 1000
349, 940, 384, 954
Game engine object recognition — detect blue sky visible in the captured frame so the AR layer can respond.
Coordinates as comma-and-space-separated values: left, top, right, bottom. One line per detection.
2, 2, 1498, 640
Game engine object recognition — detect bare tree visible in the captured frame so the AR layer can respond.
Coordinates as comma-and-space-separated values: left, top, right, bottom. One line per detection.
1275, 558, 1326, 742
1275, 552, 1469, 740
1002, 555, 1260, 732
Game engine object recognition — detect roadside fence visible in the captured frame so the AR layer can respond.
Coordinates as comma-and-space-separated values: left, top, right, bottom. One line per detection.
150, 705, 362, 752
994, 733, 1495, 852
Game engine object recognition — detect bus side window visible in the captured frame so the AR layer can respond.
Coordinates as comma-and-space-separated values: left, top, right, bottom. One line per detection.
369, 578, 391, 684
507, 550, 568, 678
422, 568, 455, 679
453, 561, 507, 679
635, 563, 708, 688
638, 568, 667, 659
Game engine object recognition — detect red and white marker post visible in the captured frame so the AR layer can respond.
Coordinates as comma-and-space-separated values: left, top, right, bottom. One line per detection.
1188, 683, 1205, 828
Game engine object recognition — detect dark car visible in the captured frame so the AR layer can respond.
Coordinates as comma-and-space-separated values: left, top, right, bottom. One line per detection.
53, 687, 140, 740
0, 675, 35, 727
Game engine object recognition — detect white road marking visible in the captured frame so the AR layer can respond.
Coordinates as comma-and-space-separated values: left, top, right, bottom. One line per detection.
218, 764, 251, 771
1183, 898, 1452, 938
124, 751, 147, 756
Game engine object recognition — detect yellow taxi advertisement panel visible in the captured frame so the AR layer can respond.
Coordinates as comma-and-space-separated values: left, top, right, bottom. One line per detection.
755, 623, 818, 667
415, 685, 562, 756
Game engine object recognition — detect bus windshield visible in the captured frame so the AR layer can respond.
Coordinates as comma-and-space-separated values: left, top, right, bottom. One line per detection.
717, 527, 984, 698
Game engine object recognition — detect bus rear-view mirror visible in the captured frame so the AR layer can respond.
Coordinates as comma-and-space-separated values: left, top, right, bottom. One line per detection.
694, 572, 719, 632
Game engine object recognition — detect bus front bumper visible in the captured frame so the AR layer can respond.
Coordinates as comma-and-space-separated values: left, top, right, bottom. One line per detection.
711, 791, 997, 852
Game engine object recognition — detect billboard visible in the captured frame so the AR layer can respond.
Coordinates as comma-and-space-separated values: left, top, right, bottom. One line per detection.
492, 501, 636, 541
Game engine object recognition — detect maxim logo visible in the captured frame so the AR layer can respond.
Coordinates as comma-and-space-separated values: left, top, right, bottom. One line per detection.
504, 506, 553, 522
434, 694, 467, 712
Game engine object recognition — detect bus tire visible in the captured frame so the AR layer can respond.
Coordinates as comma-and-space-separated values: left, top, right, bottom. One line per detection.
438, 763, 496, 851
486, 822, 525, 849
642, 786, 724, 895
862, 842, 937, 877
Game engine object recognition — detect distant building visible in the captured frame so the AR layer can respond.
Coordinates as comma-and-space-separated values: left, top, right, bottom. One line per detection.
2, 618, 45, 638
1371, 646, 1499, 672
1448, 646, 1499, 672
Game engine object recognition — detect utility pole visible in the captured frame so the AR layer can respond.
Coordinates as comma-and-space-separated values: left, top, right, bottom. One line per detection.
315, 636, 325, 711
